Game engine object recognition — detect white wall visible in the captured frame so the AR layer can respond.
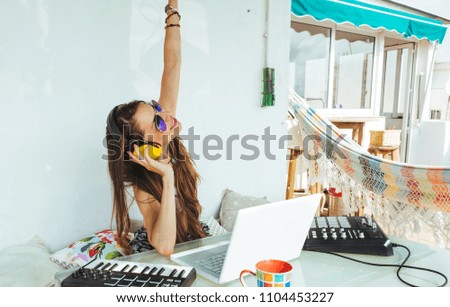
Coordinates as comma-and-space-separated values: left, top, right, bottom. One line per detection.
431, 63, 450, 119
0, 0, 291, 252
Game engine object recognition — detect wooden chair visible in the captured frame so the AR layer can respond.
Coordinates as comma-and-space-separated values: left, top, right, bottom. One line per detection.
368, 145, 400, 161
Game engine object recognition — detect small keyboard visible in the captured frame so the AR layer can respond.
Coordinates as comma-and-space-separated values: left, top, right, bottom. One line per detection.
61, 258, 197, 287
195, 252, 226, 274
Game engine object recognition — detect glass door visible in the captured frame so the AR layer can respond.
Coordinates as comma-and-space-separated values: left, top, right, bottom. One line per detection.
381, 43, 415, 118
380, 42, 415, 162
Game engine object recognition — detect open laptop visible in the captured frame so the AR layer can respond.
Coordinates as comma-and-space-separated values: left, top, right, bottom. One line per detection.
170, 194, 322, 284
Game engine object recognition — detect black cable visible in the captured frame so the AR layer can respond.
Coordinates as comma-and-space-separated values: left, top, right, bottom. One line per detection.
308, 243, 448, 287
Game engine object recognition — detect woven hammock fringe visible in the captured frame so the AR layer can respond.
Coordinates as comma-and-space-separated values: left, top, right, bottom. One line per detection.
290, 89, 450, 249
304, 157, 450, 249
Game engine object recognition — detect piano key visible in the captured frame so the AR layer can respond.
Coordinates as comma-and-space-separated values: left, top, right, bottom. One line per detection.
110, 262, 130, 272
136, 277, 152, 283
110, 273, 125, 281
149, 267, 157, 275
157, 267, 165, 275
135, 263, 156, 274
117, 280, 132, 287
159, 269, 173, 277
129, 265, 138, 273
104, 281, 119, 286
93, 262, 104, 270
177, 270, 186, 278
121, 264, 130, 272
124, 263, 147, 274
141, 266, 150, 274
170, 269, 178, 277
150, 276, 164, 283
145, 282, 159, 287
101, 263, 112, 270
130, 281, 146, 287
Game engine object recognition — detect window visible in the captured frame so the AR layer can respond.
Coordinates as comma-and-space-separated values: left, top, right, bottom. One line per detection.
333, 31, 375, 109
381, 40, 415, 118
290, 22, 331, 109
290, 22, 375, 110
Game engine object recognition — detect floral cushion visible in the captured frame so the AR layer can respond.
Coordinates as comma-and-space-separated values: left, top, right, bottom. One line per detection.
50, 229, 126, 268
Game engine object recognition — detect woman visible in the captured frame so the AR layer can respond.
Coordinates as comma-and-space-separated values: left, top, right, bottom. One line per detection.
105, 0, 209, 257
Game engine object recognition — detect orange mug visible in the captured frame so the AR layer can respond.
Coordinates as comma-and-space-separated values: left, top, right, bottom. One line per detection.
240, 259, 293, 287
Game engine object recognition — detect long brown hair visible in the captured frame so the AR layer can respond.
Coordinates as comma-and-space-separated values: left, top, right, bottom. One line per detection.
106, 100, 206, 254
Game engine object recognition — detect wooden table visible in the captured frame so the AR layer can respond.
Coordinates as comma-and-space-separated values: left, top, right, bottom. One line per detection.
326, 116, 386, 146
332, 121, 365, 145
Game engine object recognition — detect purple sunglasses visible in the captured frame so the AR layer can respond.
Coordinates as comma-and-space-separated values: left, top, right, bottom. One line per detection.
146, 100, 167, 132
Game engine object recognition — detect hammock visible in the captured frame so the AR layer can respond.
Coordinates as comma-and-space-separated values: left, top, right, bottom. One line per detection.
289, 89, 450, 249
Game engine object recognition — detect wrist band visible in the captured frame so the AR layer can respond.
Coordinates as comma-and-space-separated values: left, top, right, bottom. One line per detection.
165, 4, 177, 14
165, 24, 180, 30
165, 11, 181, 23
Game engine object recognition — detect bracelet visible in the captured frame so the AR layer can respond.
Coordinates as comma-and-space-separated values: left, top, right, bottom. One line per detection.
165, 24, 180, 30
165, 11, 181, 23
164, 4, 177, 14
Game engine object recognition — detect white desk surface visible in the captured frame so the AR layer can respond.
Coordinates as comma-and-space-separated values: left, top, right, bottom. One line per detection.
118, 233, 450, 287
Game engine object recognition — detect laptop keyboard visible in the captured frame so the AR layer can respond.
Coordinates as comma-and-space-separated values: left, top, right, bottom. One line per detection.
195, 252, 226, 274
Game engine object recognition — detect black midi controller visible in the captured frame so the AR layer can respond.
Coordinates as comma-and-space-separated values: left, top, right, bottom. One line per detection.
303, 216, 393, 256
61, 258, 197, 287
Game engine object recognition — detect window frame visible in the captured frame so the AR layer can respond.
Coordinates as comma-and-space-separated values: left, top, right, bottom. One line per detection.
332, 29, 377, 111
290, 21, 332, 110
290, 17, 385, 116
380, 43, 416, 119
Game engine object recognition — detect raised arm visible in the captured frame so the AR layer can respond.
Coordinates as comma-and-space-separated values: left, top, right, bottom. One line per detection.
159, 0, 181, 116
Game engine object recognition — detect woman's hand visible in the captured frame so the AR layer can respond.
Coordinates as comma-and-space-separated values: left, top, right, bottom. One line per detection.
128, 144, 174, 179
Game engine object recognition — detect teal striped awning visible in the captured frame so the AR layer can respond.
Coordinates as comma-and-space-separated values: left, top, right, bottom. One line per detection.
291, 0, 447, 43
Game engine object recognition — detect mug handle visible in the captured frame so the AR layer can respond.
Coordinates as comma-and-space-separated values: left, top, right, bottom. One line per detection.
239, 269, 256, 287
